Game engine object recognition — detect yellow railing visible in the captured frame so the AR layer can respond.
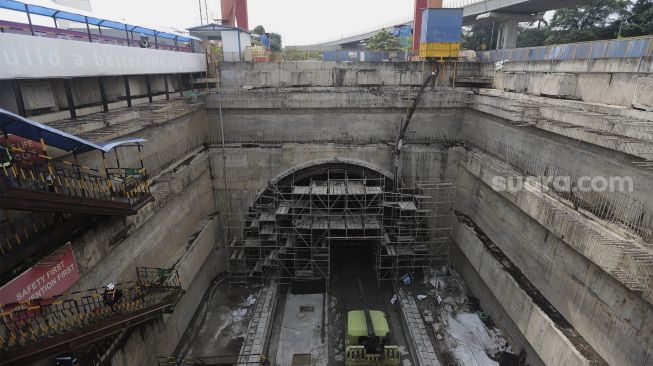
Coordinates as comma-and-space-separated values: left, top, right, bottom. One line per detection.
0, 268, 180, 351
1, 145, 150, 204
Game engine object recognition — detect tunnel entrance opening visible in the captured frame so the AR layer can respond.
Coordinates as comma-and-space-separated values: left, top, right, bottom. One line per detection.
226, 161, 456, 289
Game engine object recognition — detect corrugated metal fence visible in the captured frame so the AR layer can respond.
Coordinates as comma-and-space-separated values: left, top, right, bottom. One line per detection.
476, 36, 653, 63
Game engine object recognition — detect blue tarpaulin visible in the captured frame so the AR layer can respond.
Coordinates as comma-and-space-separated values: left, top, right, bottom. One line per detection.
0, 108, 145, 153
0, 0, 200, 42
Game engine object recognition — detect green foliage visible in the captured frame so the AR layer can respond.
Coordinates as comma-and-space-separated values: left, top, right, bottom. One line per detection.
545, 0, 629, 44
462, 23, 496, 51
252, 25, 266, 35
620, 0, 653, 37
472, 0, 650, 49
517, 26, 547, 47
269, 33, 282, 51
367, 29, 401, 51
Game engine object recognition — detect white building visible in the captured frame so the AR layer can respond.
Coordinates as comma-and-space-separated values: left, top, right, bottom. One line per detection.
187, 24, 252, 62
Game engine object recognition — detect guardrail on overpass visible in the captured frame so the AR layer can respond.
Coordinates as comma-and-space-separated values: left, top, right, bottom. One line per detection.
477, 36, 653, 63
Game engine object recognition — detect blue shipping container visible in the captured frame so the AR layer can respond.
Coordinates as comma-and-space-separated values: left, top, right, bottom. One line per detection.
420, 8, 463, 43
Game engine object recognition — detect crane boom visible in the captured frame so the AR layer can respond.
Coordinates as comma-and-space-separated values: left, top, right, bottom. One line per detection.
393, 65, 441, 188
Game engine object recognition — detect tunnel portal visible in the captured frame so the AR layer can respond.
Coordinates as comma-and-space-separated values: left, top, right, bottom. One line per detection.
227, 162, 457, 287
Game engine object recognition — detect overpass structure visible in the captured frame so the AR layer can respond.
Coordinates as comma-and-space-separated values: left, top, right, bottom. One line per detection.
309, 0, 592, 50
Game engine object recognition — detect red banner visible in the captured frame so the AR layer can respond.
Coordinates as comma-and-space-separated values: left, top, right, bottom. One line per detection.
0, 243, 80, 305
0, 134, 44, 163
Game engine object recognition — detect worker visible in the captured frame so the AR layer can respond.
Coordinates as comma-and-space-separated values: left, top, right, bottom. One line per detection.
0, 146, 17, 188
401, 273, 412, 286
138, 34, 150, 48
45, 173, 55, 192
103, 283, 123, 307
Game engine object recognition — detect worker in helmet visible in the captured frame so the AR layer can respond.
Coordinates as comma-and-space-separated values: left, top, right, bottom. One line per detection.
103, 283, 123, 307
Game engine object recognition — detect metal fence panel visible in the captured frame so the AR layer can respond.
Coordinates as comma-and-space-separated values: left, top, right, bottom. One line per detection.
476, 36, 653, 63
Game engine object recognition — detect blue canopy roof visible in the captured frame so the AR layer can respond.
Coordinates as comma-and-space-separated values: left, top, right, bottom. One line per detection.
0, 108, 145, 153
0, 0, 200, 42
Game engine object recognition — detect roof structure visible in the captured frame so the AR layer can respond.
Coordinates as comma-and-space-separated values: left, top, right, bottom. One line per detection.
0, 108, 145, 153
187, 23, 250, 34
0, 0, 200, 42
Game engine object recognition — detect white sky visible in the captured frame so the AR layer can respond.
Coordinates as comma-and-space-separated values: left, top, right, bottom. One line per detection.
4, 0, 418, 45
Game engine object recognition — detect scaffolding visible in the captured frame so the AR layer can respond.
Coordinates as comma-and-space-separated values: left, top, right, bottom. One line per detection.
377, 182, 457, 284
226, 167, 456, 287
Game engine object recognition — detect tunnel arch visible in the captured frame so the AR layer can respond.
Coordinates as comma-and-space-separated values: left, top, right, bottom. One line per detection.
228, 157, 447, 287
250, 158, 395, 207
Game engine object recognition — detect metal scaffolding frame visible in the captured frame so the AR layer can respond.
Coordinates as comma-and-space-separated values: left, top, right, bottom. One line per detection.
226, 167, 456, 287
377, 182, 457, 285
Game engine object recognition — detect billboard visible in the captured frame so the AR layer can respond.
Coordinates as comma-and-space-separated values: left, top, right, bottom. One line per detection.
0, 243, 80, 305
0, 134, 45, 163
0, 33, 206, 79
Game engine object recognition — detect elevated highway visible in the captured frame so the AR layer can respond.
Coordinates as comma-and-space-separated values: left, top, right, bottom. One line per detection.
310, 0, 592, 50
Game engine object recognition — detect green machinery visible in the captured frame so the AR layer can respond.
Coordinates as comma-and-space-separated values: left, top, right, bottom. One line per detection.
344, 280, 401, 366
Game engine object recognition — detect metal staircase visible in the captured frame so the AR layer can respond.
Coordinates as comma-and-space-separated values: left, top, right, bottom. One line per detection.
0, 267, 183, 365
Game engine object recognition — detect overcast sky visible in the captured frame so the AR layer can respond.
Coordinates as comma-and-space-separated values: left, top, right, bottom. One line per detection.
97, 0, 416, 45
4, 0, 418, 45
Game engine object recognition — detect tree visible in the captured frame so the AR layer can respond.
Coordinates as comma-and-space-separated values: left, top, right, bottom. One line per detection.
462, 23, 496, 50
545, 0, 629, 44
367, 29, 401, 51
620, 0, 653, 37
251, 25, 266, 35
517, 24, 548, 47
269, 33, 282, 51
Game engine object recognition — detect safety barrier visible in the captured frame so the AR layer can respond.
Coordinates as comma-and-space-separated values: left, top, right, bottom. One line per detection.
0, 20, 191, 52
0, 211, 66, 257
1, 146, 152, 215
477, 35, 653, 63
0, 267, 182, 365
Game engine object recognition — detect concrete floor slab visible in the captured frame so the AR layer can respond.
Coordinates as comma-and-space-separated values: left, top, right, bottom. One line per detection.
275, 293, 327, 366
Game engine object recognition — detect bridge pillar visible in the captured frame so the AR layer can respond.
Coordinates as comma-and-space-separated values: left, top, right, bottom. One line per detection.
496, 20, 519, 49
476, 12, 543, 50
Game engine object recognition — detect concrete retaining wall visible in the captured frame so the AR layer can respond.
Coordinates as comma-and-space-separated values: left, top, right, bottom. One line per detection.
488, 57, 653, 107
451, 218, 593, 366
218, 61, 482, 88
455, 165, 652, 366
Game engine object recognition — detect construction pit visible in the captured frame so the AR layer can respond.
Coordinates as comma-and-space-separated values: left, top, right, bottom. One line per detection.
1, 59, 652, 366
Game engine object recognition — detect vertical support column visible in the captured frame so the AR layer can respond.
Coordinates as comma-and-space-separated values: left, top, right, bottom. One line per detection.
98, 77, 109, 113
177, 74, 183, 97
24, 4, 34, 36
146, 75, 153, 103
84, 16, 92, 43
12, 80, 26, 117
164, 76, 170, 100
412, 0, 427, 56
124, 24, 130, 46
497, 20, 519, 50
63, 79, 76, 119
124, 76, 132, 107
